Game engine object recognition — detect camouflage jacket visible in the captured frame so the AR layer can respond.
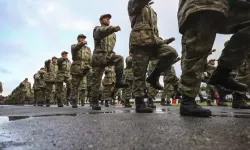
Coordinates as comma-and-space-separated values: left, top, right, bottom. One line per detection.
93, 25, 116, 54
19, 80, 32, 96
177, 0, 228, 34
57, 58, 71, 76
128, 0, 166, 49
0, 82, 2, 93
71, 44, 92, 75
44, 60, 58, 82
102, 66, 116, 86
33, 71, 46, 90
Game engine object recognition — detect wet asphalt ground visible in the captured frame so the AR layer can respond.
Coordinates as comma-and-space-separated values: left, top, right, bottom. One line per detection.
0, 105, 250, 150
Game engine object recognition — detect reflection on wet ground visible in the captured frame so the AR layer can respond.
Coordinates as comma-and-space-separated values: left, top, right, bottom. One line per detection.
0, 109, 249, 124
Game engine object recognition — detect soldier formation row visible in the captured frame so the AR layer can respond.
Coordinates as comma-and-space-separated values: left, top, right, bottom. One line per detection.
2, 0, 250, 117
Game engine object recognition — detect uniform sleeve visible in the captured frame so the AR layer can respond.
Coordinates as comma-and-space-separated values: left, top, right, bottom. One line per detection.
128, 0, 151, 16
93, 26, 115, 40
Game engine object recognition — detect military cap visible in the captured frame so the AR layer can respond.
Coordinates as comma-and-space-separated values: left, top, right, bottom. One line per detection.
61, 51, 68, 55
99, 14, 112, 21
77, 34, 86, 39
25, 78, 28, 80
52, 56, 57, 59
40, 67, 45, 70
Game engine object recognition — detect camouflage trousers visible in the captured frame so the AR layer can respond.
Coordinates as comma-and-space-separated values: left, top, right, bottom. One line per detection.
50, 91, 56, 104
78, 89, 86, 104
71, 75, 84, 100
91, 54, 124, 97
102, 85, 114, 101
161, 84, 173, 101
180, 12, 250, 98
33, 90, 38, 103
235, 55, 250, 94
132, 44, 178, 97
123, 80, 133, 100
45, 82, 54, 100
161, 76, 178, 101
36, 88, 45, 103
56, 82, 71, 103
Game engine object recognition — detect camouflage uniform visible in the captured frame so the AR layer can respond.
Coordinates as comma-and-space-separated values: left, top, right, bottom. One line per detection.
102, 66, 116, 106
50, 84, 56, 104
19, 79, 32, 104
33, 70, 46, 105
161, 66, 178, 105
44, 59, 58, 106
146, 60, 159, 108
56, 56, 72, 107
71, 40, 92, 107
0, 81, 2, 94
128, 0, 178, 112
79, 76, 87, 106
91, 14, 127, 109
236, 55, 250, 94
123, 55, 133, 107
178, 0, 250, 116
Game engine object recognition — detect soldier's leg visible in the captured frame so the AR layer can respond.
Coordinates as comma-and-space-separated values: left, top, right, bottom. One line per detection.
65, 78, 72, 106
124, 80, 132, 107
108, 55, 128, 88
79, 89, 86, 106
37, 89, 43, 106
33, 91, 38, 106
208, 26, 250, 91
91, 66, 104, 110
55, 82, 64, 107
147, 44, 178, 90
161, 80, 168, 106
147, 86, 158, 108
103, 85, 112, 107
132, 48, 153, 113
45, 83, 53, 107
180, 14, 217, 117
71, 75, 82, 108
232, 55, 250, 109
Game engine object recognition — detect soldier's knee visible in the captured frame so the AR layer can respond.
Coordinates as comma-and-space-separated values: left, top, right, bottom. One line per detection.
160, 45, 178, 59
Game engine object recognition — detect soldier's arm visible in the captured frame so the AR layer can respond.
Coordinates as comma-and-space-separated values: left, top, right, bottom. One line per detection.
128, 0, 151, 16
94, 26, 118, 40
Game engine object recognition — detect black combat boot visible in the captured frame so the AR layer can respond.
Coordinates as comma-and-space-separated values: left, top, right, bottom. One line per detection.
46, 99, 50, 107
135, 97, 154, 113
100, 100, 104, 105
92, 97, 101, 110
81, 100, 85, 106
104, 100, 109, 107
161, 98, 167, 106
166, 100, 172, 106
207, 100, 213, 106
147, 98, 156, 108
124, 99, 132, 108
71, 99, 78, 108
146, 67, 164, 90
208, 67, 248, 91
232, 93, 250, 109
115, 72, 129, 88
57, 99, 64, 107
33, 101, 37, 106
199, 95, 206, 103
180, 96, 212, 117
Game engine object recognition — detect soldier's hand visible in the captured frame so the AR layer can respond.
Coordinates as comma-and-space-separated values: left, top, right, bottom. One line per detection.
166, 37, 175, 44
113, 26, 121, 32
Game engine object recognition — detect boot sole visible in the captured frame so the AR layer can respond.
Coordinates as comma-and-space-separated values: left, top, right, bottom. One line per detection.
72, 106, 78, 108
